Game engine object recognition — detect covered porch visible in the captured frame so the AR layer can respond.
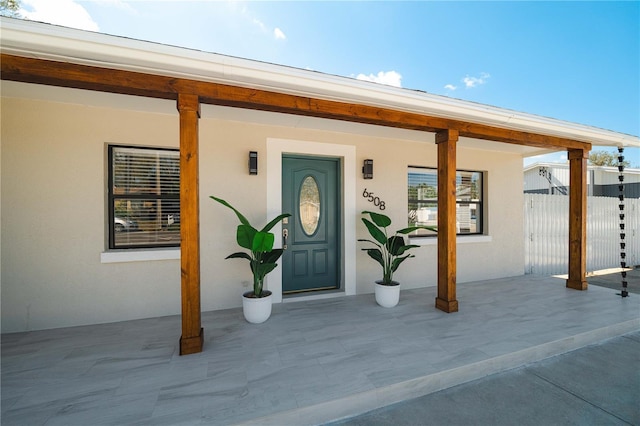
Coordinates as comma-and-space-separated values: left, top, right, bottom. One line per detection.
3, 18, 639, 362
2, 274, 638, 425
1, 44, 595, 356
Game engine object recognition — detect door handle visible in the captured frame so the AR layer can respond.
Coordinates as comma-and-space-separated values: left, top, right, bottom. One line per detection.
282, 228, 288, 250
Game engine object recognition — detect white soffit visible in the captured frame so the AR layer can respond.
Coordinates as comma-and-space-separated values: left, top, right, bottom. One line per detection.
1, 17, 638, 149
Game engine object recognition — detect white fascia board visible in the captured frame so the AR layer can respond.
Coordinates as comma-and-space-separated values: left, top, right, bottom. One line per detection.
2, 17, 639, 148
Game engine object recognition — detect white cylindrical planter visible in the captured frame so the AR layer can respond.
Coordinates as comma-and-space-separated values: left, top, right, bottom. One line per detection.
375, 281, 400, 308
242, 291, 273, 323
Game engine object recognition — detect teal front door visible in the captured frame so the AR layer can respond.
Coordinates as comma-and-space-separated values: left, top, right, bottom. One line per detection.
282, 156, 340, 293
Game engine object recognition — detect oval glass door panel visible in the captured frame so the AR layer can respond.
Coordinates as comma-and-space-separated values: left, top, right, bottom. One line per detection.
299, 175, 320, 235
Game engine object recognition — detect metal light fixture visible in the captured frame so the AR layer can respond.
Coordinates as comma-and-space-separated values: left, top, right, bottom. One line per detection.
249, 151, 258, 175
363, 159, 373, 179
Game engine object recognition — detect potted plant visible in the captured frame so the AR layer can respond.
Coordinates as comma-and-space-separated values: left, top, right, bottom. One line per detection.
359, 210, 435, 307
211, 196, 291, 323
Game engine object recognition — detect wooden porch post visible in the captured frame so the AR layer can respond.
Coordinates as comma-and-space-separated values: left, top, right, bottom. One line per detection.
435, 129, 459, 313
178, 93, 204, 355
566, 148, 588, 290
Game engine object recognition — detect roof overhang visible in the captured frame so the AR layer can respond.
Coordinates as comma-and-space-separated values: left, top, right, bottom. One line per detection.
1, 17, 638, 152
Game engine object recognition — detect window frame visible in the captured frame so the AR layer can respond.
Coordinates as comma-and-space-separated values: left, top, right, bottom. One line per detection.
107, 144, 181, 250
408, 166, 484, 237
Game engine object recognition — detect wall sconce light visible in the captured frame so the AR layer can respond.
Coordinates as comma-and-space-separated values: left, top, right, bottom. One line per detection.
249, 151, 258, 175
363, 159, 373, 179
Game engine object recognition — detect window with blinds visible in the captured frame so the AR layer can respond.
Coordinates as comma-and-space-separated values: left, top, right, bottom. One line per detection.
408, 167, 484, 237
108, 145, 180, 249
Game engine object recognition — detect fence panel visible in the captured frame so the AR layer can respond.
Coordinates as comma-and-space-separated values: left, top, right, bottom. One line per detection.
524, 194, 639, 275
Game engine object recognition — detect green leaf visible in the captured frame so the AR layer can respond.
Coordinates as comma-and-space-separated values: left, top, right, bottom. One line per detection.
210, 196, 251, 227
261, 213, 292, 233
358, 238, 383, 249
362, 211, 391, 227
252, 231, 275, 252
261, 248, 284, 264
387, 235, 406, 256
362, 218, 387, 245
391, 254, 413, 272
365, 249, 385, 269
236, 224, 257, 250
395, 244, 420, 256
225, 252, 252, 261
396, 225, 437, 234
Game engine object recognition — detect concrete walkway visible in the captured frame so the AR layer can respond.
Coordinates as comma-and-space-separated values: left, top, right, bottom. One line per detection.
2, 274, 638, 425
332, 269, 640, 426
330, 331, 640, 426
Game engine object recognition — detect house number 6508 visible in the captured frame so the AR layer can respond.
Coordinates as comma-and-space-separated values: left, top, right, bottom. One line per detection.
362, 188, 386, 210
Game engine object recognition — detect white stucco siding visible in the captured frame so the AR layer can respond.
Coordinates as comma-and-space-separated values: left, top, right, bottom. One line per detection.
2, 85, 525, 333
461, 150, 525, 282
1, 92, 181, 333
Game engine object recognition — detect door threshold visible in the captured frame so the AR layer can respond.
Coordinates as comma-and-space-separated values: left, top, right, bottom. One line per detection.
282, 290, 345, 303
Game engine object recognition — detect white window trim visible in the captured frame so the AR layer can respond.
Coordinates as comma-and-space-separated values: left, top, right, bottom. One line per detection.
101, 249, 180, 263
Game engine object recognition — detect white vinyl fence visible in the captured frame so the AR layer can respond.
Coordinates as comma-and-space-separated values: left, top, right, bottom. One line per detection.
524, 194, 639, 275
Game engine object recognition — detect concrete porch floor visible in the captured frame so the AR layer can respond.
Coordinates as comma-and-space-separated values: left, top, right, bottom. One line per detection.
2, 274, 639, 425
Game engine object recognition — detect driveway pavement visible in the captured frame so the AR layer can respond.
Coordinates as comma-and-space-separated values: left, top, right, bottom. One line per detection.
588, 267, 640, 295
330, 331, 640, 426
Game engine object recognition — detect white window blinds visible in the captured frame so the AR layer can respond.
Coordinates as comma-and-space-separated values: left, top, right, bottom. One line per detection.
109, 146, 180, 249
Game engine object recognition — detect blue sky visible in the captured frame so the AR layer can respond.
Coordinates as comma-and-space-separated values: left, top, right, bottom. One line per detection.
18, 0, 640, 166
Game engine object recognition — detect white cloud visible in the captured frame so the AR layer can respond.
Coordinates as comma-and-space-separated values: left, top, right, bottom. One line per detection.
252, 18, 266, 32
274, 27, 286, 40
444, 84, 457, 91
356, 71, 402, 88
242, 6, 285, 41
463, 72, 490, 88
21, 0, 99, 31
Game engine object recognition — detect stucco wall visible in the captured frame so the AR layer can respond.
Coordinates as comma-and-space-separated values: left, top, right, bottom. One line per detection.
1, 86, 525, 333
1, 93, 181, 333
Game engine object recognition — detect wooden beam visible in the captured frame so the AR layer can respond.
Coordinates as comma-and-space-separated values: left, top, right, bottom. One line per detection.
566, 148, 589, 290
456, 121, 591, 151
178, 93, 203, 355
435, 129, 459, 313
0, 53, 177, 100
1, 54, 591, 152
